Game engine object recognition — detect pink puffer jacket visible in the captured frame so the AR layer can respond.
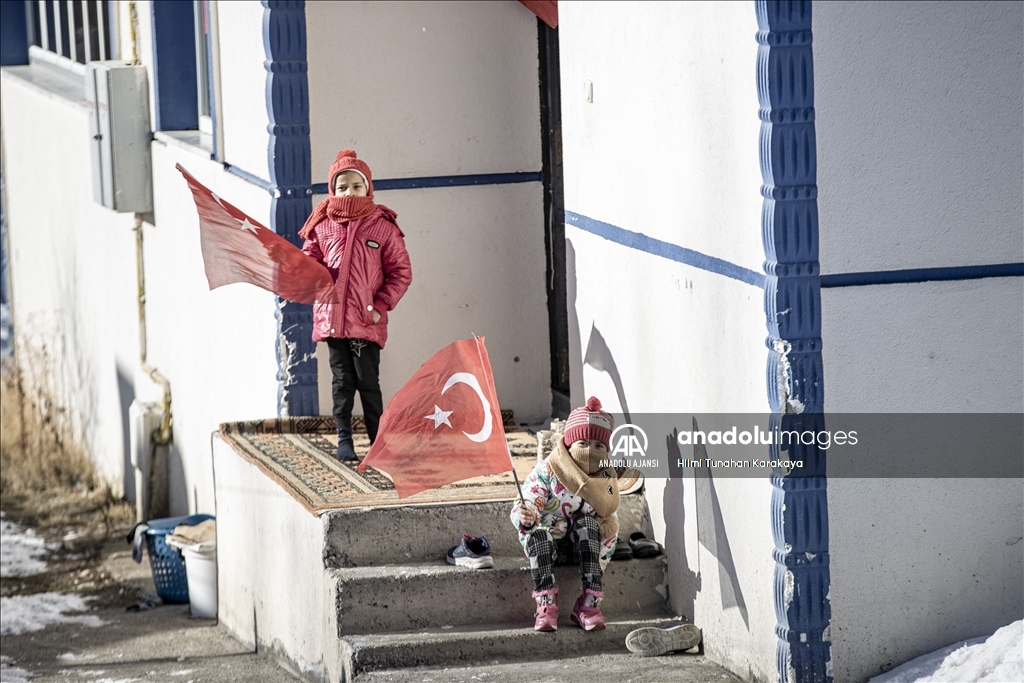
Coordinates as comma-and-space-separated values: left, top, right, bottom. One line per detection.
301, 208, 412, 348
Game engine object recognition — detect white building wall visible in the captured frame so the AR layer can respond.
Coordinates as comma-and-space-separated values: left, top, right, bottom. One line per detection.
1, 0, 284, 516
559, 3, 776, 680
815, 3, 1024, 682
216, 1, 271, 181
305, 0, 550, 423
215, 437, 339, 683
0, 74, 140, 495
144, 144, 280, 515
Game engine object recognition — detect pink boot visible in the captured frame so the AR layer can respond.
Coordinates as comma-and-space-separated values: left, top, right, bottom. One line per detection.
532, 586, 559, 631
571, 588, 606, 631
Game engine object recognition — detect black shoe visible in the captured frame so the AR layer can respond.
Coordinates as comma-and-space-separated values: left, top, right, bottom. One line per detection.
612, 540, 633, 561
628, 532, 663, 559
336, 428, 357, 462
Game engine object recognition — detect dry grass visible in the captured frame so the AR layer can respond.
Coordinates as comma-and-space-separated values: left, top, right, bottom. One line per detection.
1, 363, 134, 534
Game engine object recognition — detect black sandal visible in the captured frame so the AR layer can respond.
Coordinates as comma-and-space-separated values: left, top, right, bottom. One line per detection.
628, 532, 662, 559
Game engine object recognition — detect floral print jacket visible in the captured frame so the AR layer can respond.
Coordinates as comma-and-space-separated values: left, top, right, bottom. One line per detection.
509, 459, 617, 571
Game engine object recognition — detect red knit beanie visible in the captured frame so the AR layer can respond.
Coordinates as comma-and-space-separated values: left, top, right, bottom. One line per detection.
329, 149, 374, 197
562, 397, 614, 449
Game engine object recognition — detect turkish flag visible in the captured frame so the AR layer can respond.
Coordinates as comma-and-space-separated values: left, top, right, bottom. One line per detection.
358, 337, 514, 498
519, 0, 557, 28
177, 164, 337, 305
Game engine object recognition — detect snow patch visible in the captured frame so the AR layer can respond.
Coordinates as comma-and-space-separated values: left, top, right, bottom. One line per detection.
868, 620, 1023, 683
1, 519, 59, 577
1, 593, 105, 636
0, 662, 32, 683
56, 652, 97, 662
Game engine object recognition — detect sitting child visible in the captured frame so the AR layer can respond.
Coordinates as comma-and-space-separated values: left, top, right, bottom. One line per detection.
510, 397, 619, 631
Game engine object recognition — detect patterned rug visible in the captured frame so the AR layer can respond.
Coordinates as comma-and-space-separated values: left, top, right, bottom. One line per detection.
219, 416, 540, 514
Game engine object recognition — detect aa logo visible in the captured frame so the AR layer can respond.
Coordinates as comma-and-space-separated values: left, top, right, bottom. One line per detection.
610, 424, 648, 458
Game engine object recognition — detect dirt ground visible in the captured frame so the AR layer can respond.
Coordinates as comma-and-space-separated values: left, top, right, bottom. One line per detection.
0, 489, 301, 682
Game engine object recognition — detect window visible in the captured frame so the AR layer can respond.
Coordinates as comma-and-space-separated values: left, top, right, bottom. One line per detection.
152, 0, 216, 149
28, 1, 115, 66
194, 0, 212, 136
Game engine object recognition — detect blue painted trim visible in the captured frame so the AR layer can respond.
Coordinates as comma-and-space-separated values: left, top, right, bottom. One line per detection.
263, 1, 317, 417
756, 3, 832, 682
222, 164, 274, 193
151, 1, 199, 131
566, 211, 766, 287
309, 171, 541, 195
0, 0, 29, 65
821, 263, 1024, 288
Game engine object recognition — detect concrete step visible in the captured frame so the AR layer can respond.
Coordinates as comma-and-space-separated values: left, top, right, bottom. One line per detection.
334, 556, 669, 635
322, 493, 655, 568
323, 500, 522, 568
341, 617, 678, 679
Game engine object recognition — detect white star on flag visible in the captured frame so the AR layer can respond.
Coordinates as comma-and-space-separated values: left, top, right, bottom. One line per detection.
424, 405, 453, 429
239, 218, 259, 234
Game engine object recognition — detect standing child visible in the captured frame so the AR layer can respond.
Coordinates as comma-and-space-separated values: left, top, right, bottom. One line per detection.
298, 149, 412, 461
510, 397, 620, 631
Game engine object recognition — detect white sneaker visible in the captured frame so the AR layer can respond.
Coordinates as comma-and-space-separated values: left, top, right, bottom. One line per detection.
626, 623, 702, 656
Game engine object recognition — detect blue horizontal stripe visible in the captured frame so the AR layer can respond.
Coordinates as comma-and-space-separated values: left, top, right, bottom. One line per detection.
310, 171, 542, 195
222, 163, 274, 192
566, 211, 766, 288
821, 263, 1024, 288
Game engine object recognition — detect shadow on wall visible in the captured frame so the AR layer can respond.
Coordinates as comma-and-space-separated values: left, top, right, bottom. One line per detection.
116, 364, 136, 501
583, 323, 631, 424
664, 427, 700, 621
693, 417, 749, 629
567, 236, 631, 420
566, 238, 583, 404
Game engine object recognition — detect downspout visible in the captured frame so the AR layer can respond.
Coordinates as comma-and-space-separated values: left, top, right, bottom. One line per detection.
127, 2, 172, 516
132, 213, 172, 522
133, 214, 172, 447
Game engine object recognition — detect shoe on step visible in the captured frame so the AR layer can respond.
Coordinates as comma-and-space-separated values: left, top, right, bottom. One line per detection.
532, 586, 559, 631
628, 532, 662, 559
336, 428, 357, 462
570, 588, 606, 631
446, 534, 494, 569
625, 623, 702, 656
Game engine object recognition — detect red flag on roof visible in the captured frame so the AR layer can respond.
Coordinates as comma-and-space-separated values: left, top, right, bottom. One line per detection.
519, 0, 557, 28
176, 164, 337, 305
358, 337, 514, 498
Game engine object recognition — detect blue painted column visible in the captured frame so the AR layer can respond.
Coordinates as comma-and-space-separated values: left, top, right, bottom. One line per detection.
756, 2, 832, 682
263, 1, 318, 416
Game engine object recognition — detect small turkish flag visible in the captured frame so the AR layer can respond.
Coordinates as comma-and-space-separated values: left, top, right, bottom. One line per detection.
358, 337, 514, 498
177, 164, 337, 305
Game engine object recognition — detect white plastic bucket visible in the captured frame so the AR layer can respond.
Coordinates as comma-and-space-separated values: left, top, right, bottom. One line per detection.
182, 545, 217, 618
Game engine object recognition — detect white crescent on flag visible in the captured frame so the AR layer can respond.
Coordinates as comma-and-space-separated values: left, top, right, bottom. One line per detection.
358, 337, 513, 499
442, 372, 493, 443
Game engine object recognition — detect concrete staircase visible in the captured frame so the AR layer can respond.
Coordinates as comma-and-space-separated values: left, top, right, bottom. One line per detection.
214, 434, 676, 683
323, 498, 675, 680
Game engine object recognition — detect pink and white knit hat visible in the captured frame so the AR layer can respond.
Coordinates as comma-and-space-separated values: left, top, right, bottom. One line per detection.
562, 397, 614, 449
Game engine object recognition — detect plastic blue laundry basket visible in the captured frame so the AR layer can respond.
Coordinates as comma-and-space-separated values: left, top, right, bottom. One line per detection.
145, 514, 214, 603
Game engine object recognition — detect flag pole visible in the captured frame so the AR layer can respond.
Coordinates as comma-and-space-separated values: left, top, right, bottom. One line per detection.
473, 334, 526, 506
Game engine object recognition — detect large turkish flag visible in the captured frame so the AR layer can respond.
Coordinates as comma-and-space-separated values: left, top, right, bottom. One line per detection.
177, 164, 337, 305
358, 337, 514, 498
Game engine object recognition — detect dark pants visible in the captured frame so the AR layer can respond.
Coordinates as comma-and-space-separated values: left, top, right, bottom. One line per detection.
525, 513, 603, 592
326, 338, 383, 443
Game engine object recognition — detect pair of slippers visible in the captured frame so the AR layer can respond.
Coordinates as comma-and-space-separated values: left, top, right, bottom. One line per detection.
612, 532, 662, 561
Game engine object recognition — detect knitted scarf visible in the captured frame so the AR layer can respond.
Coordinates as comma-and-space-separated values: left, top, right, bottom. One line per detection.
297, 196, 396, 240
547, 439, 620, 522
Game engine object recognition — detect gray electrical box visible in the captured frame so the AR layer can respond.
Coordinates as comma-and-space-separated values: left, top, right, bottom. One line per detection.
86, 62, 153, 212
